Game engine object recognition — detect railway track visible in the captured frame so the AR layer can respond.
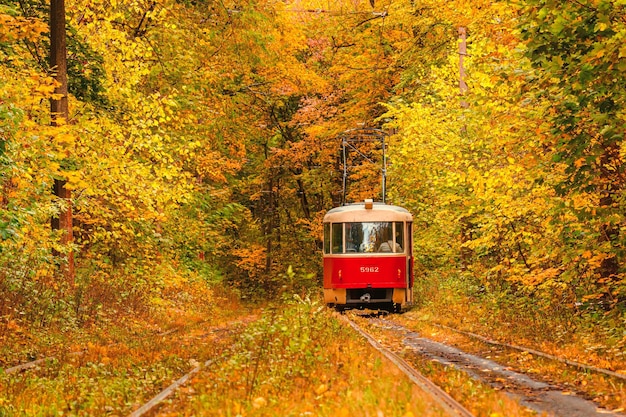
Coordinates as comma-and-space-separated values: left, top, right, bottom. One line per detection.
431, 322, 626, 382
0, 318, 247, 416
354, 313, 626, 417
6, 307, 626, 416
5, 313, 476, 417
125, 312, 477, 417
341, 314, 475, 417
3, 324, 198, 375
1, 318, 242, 376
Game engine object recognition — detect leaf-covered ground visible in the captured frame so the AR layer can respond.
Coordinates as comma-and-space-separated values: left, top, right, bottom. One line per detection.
7, 277, 626, 417
1, 289, 542, 417
402, 272, 626, 414
0, 291, 451, 416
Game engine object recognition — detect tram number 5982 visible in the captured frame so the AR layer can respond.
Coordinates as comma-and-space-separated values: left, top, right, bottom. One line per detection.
360, 266, 379, 273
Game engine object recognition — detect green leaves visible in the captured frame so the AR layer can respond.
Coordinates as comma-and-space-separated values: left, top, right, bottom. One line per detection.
380, 0, 626, 307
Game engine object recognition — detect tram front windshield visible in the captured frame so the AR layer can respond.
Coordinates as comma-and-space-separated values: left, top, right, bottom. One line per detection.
325, 222, 404, 254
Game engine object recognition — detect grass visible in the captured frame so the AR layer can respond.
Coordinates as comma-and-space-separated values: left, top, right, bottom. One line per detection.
156, 295, 453, 416
1, 283, 464, 417
8, 267, 621, 416
0, 279, 247, 416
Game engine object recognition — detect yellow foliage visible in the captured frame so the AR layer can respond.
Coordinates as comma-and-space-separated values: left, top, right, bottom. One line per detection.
231, 246, 267, 278
0, 13, 47, 43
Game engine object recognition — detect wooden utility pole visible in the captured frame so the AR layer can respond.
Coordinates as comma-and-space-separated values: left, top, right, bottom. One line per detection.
458, 27, 469, 108
458, 27, 472, 268
50, 0, 75, 283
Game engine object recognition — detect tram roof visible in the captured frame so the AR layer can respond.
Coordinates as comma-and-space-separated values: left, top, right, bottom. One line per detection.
323, 201, 412, 222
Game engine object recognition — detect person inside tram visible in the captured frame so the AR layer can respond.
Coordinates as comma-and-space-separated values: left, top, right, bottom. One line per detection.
378, 230, 402, 252
346, 237, 358, 252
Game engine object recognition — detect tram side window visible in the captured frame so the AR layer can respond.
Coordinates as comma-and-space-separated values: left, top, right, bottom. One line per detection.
323, 223, 330, 254
332, 223, 343, 254
394, 222, 404, 252
345, 223, 362, 253
377, 222, 399, 252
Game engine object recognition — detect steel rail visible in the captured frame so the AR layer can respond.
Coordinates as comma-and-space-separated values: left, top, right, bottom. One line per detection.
4, 350, 86, 374
128, 360, 213, 417
5, 357, 51, 374
2, 322, 209, 375
125, 319, 253, 416
432, 322, 626, 382
342, 316, 475, 417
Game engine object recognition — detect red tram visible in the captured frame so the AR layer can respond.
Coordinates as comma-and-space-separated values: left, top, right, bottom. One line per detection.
323, 199, 414, 312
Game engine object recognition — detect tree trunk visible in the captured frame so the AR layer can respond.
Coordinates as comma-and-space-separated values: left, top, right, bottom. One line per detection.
296, 178, 311, 220
458, 27, 473, 268
50, 0, 75, 283
265, 176, 274, 274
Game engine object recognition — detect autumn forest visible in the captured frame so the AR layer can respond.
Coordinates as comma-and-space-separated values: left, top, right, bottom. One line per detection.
2, 0, 626, 414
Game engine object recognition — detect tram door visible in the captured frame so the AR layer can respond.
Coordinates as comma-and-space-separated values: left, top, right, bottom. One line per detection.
406, 222, 414, 304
